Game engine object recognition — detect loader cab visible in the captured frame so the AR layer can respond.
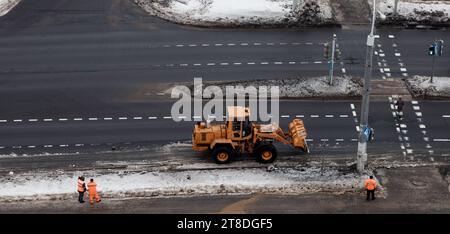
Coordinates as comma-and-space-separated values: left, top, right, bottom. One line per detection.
226, 106, 252, 140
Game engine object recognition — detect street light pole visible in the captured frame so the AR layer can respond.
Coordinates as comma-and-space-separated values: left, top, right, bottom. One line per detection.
356, 0, 377, 172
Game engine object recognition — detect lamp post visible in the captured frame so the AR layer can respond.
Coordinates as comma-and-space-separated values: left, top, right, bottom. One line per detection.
356, 0, 377, 173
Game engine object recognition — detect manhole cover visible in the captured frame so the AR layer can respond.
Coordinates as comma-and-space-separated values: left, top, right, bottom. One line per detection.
412, 180, 427, 187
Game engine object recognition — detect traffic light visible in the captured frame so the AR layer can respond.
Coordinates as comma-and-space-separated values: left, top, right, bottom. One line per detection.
334, 48, 341, 60
428, 44, 436, 56
324, 43, 330, 59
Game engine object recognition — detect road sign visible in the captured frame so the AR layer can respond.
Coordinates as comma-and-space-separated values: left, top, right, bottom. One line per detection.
362, 126, 374, 142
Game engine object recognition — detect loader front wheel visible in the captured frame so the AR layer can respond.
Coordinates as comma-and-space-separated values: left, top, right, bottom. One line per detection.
255, 144, 277, 163
211, 146, 233, 164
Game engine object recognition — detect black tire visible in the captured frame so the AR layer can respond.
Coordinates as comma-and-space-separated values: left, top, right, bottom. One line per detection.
255, 143, 278, 163
211, 145, 233, 164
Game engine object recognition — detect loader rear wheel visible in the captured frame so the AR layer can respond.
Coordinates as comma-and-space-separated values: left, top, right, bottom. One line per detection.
211, 146, 233, 164
255, 144, 277, 163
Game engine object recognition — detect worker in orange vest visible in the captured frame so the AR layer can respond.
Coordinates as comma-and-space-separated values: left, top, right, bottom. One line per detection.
364, 175, 377, 201
77, 176, 86, 203
87, 178, 101, 205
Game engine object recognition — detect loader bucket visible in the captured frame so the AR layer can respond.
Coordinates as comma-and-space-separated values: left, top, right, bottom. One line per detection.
288, 119, 307, 149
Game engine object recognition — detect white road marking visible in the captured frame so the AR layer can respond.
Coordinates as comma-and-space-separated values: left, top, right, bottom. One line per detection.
310, 115, 319, 118
442, 115, 450, 118
13, 119, 22, 122
352, 111, 357, 117
321, 139, 329, 142
59, 144, 68, 147
88, 118, 98, 121
193, 63, 202, 66
395, 53, 401, 57
335, 139, 344, 142
341, 68, 346, 73
314, 61, 322, 64
189, 44, 197, 47
411, 100, 418, 105
148, 117, 157, 120
163, 116, 172, 119
28, 119, 38, 122
261, 62, 269, 65
300, 62, 309, 64
220, 63, 229, 66
274, 62, 283, 65
215, 44, 223, 46
74, 118, 83, 121
388, 35, 395, 38
295, 115, 304, 118
356, 126, 360, 131
44, 145, 53, 148
240, 43, 248, 46
43, 119, 53, 122
281, 115, 290, 118
233, 62, 242, 65
58, 118, 68, 121
406, 149, 413, 154
176, 45, 184, 47
325, 115, 334, 118
133, 117, 143, 120
289, 62, 296, 64
415, 112, 422, 117
207, 63, 215, 66
379, 53, 385, 57
400, 124, 407, 128
254, 43, 262, 46
75, 144, 84, 147
350, 104, 355, 110
104, 117, 113, 120
119, 117, 128, 120
400, 67, 407, 72
413, 106, 420, 110
339, 115, 348, 118
228, 43, 235, 46
247, 62, 256, 65
180, 64, 188, 66
27, 145, 36, 148
384, 68, 391, 72
202, 44, 210, 47
434, 139, 450, 142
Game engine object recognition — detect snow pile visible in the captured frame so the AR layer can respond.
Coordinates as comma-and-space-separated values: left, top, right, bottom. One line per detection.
0, 0, 20, 17
159, 141, 192, 154
0, 166, 375, 201
167, 76, 362, 98
405, 75, 450, 98
377, 0, 450, 25
135, 0, 335, 27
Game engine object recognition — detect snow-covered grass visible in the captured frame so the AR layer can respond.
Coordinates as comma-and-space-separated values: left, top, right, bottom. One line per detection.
377, 0, 450, 24
135, 0, 335, 27
406, 75, 450, 98
0, 0, 20, 17
166, 76, 362, 98
0, 166, 376, 201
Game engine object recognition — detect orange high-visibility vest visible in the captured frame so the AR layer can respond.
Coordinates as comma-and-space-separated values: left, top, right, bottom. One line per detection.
88, 181, 97, 194
77, 179, 85, 192
364, 179, 377, 190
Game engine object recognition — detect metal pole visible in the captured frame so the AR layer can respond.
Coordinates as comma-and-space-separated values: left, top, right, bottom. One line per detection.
356, 0, 377, 173
394, 0, 398, 16
430, 54, 435, 83
329, 34, 336, 85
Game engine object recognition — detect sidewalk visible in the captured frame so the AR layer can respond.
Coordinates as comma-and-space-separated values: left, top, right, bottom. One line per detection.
1, 166, 449, 213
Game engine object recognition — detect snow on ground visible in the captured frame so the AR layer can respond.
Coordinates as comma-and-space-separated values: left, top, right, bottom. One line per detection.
0, 166, 376, 201
166, 76, 362, 98
135, 0, 334, 26
0, 0, 20, 17
377, 0, 450, 24
405, 75, 450, 98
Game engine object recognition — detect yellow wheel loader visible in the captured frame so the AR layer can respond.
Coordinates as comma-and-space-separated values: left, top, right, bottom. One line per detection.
192, 106, 309, 164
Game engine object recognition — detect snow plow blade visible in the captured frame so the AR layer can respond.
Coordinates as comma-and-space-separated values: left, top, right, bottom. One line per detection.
288, 119, 308, 150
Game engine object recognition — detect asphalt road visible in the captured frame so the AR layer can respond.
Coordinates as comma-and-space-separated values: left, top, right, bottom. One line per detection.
0, 0, 449, 169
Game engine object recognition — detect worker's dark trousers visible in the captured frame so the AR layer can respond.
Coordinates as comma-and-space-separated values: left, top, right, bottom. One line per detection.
78, 192, 85, 203
366, 189, 375, 200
